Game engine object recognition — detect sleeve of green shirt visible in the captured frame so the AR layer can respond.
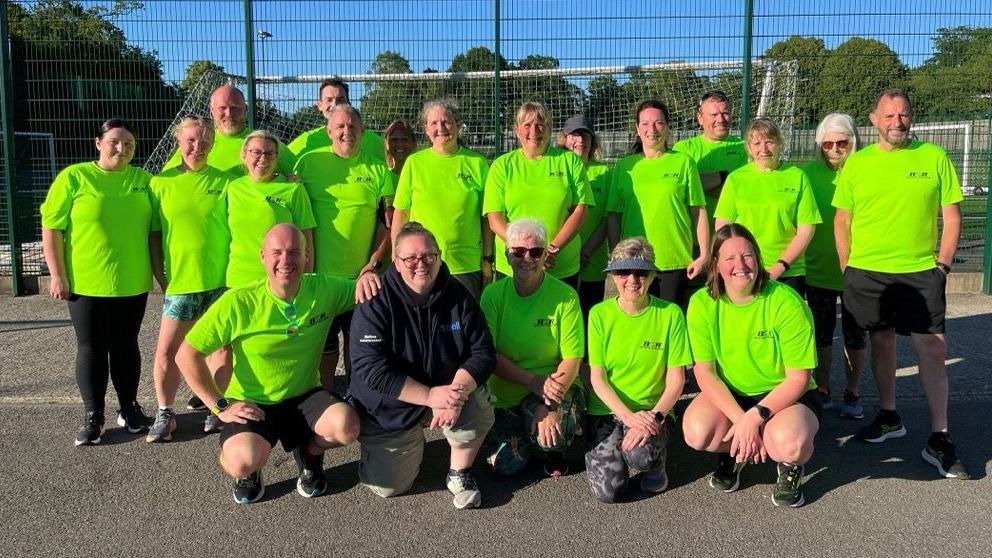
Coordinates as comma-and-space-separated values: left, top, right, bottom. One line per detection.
795, 171, 823, 225
482, 157, 508, 214
290, 184, 317, 230
276, 141, 297, 176
40, 168, 75, 230
586, 305, 606, 367
666, 307, 693, 367
937, 151, 964, 206
287, 132, 308, 156
605, 163, 625, 213
148, 185, 162, 232
392, 162, 414, 210
713, 173, 738, 221
570, 154, 593, 207
686, 293, 715, 363
479, 283, 500, 340
185, 292, 238, 355
379, 166, 397, 200
685, 156, 705, 207
774, 290, 817, 370
831, 166, 854, 210
557, 289, 585, 359
316, 275, 358, 316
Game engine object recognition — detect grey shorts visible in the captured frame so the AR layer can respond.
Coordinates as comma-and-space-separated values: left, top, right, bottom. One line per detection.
162, 287, 226, 321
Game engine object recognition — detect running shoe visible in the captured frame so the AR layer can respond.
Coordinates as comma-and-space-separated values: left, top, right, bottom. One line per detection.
839, 391, 864, 420
772, 462, 805, 507
292, 447, 327, 498
116, 402, 150, 434
146, 408, 177, 443
186, 395, 206, 411
203, 413, 223, 434
446, 468, 482, 509
640, 464, 669, 493
709, 452, 745, 492
543, 452, 569, 477
74, 412, 104, 446
233, 470, 264, 504
856, 409, 906, 443
816, 388, 833, 410
921, 432, 970, 480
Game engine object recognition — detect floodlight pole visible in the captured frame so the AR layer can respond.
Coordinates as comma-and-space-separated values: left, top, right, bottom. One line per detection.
243, 0, 257, 129
740, 0, 754, 130
0, 0, 23, 295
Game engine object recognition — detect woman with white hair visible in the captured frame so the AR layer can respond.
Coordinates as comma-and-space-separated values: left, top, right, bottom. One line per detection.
480, 218, 586, 478
803, 113, 867, 417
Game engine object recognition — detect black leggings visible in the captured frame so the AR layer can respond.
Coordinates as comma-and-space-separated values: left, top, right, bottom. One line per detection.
67, 293, 148, 415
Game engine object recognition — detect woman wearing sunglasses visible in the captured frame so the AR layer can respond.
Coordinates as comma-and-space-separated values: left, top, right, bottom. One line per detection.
802, 113, 867, 416
714, 118, 821, 298
607, 99, 708, 307
483, 101, 593, 289
584, 237, 690, 502
480, 219, 586, 478
682, 224, 820, 508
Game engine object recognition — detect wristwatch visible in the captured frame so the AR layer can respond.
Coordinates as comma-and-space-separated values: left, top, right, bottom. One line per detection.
547, 243, 560, 255
482, 254, 495, 264
776, 259, 791, 272
754, 404, 772, 422
211, 397, 230, 416
653, 411, 666, 424
368, 258, 381, 271
936, 262, 951, 274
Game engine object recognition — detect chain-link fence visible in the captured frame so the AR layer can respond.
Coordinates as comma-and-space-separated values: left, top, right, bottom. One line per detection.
2, 0, 991, 294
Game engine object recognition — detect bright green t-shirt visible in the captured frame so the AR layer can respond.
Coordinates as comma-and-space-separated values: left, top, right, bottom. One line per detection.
832, 140, 963, 273
715, 162, 822, 278
480, 275, 585, 408
40, 162, 152, 297
394, 147, 489, 274
149, 165, 232, 295
578, 162, 612, 281
606, 152, 705, 271
287, 127, 386, 162
586, 297, 692, 416
165, 128, 296, 177
671, 135, 748, 232
686, 281, 818, 396
482, 147, 593, 278
185, 274, 356, 404
294, 148, 395, 278
802, 160, 844, 291
225, 175, 317, 287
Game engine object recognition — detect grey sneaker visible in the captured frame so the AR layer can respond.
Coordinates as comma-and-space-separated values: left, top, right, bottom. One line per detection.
203, 413, 223, 433
709, 452, 745, 493
772, 462, 805, 507
446, 468, 482, 509
146, 408, 177, 443
640, 464, 669, 493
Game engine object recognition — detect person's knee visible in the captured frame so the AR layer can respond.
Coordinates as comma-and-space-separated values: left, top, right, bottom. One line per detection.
625, 444, 658, 472
682, 419, 713, 451
220, 447, 267, 478
314, 401, 360, 446
766, 427, 811, 464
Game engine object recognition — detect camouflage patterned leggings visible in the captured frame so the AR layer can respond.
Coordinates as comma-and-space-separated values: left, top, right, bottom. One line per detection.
584, 414, 673, 503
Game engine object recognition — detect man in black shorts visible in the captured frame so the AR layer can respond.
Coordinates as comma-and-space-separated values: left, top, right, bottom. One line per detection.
833, 89, 967, 479
177, 224, 380, 503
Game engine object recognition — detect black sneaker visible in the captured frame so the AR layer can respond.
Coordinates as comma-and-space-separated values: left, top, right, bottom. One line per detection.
116, 402, 150, 434
186, 395, 207, 411
856, 409, 906, 443
709, 452, 745, 492
292, 448, 327, 498
922, 433, 970, 480
772, 462, 805, 507
233, 470, 265, 504
543, 452, 569, 478
74, 412, 104, 446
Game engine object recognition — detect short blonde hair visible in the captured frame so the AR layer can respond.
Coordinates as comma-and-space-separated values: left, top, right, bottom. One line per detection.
609, 237, 655, 265
515, 101, 551, 129
241, 130, 280, 158
745, 118, 783, 147
172, 116, 214, 139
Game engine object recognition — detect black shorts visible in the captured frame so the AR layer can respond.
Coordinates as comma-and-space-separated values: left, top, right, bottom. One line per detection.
649, 268, 688, 309
778, 275, 807, 299
218, 389, 340, 452
451, 271, 483, 300
577, 279, 605, 320
323, 309, 355, 354
732, 389, 822, 421
842, 267, 946, 335
806, 285, 867, 350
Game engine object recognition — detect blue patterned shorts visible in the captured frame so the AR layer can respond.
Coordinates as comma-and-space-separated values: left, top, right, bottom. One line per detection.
162, 287, 226, 321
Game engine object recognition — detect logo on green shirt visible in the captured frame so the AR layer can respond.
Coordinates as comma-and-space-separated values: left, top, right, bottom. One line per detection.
754, 330, 774, 339
640, 340, 665, 350
307, 312, 329, 327
535, 318, 556, 327
658, 172, 680, 179
456, 172, 474, 181
129, 186, 147, 193
354, 176, 373, 184
265, 195, 284, 204
547, 170, 565, 178
907, 171, 931, 179
206, 188, 224, 195
778, 186, 799, 194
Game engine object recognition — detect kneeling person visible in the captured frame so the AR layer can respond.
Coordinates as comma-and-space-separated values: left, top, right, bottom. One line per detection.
178, 224, 378, 504
350, 222, 496, 509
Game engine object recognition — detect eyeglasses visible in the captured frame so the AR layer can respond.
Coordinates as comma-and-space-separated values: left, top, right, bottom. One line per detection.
613, 269, 651, 278
246, 149, 277, 159
507, 246, 545, 259
398, 252, 439, 267
821, 139, 850, 150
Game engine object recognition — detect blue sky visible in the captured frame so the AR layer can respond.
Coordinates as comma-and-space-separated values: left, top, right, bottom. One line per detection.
112, 0, 992, 86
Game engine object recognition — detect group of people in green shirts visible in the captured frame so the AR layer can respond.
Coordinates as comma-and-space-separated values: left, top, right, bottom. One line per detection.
40, 80, 968, 510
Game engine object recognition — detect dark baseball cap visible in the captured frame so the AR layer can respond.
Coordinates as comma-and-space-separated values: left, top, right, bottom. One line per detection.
562, 115, 594, 134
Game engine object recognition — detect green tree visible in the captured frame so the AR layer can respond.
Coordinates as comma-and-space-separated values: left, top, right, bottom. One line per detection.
505, 55, 586, 127
910, 26, 992, 117
359, 51, 421, 133
180, 60, 226, 92
762, 36, 829, 124
819, 37, 908, 122
447, 46, 510, 153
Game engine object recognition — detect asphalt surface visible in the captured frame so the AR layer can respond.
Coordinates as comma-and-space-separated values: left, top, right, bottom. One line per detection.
2, 293, 991, 557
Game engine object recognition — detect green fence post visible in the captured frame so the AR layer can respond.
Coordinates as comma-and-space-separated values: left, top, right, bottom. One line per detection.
493, 0, 502, 157
0, 0, 23, 296
243, 0, 257, 129
983, 113, 992, 294
740, 0, 754, 130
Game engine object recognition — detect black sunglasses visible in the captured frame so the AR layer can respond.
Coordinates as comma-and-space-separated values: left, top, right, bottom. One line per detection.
613, 269, 651, 278
507, 246, 545, 259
